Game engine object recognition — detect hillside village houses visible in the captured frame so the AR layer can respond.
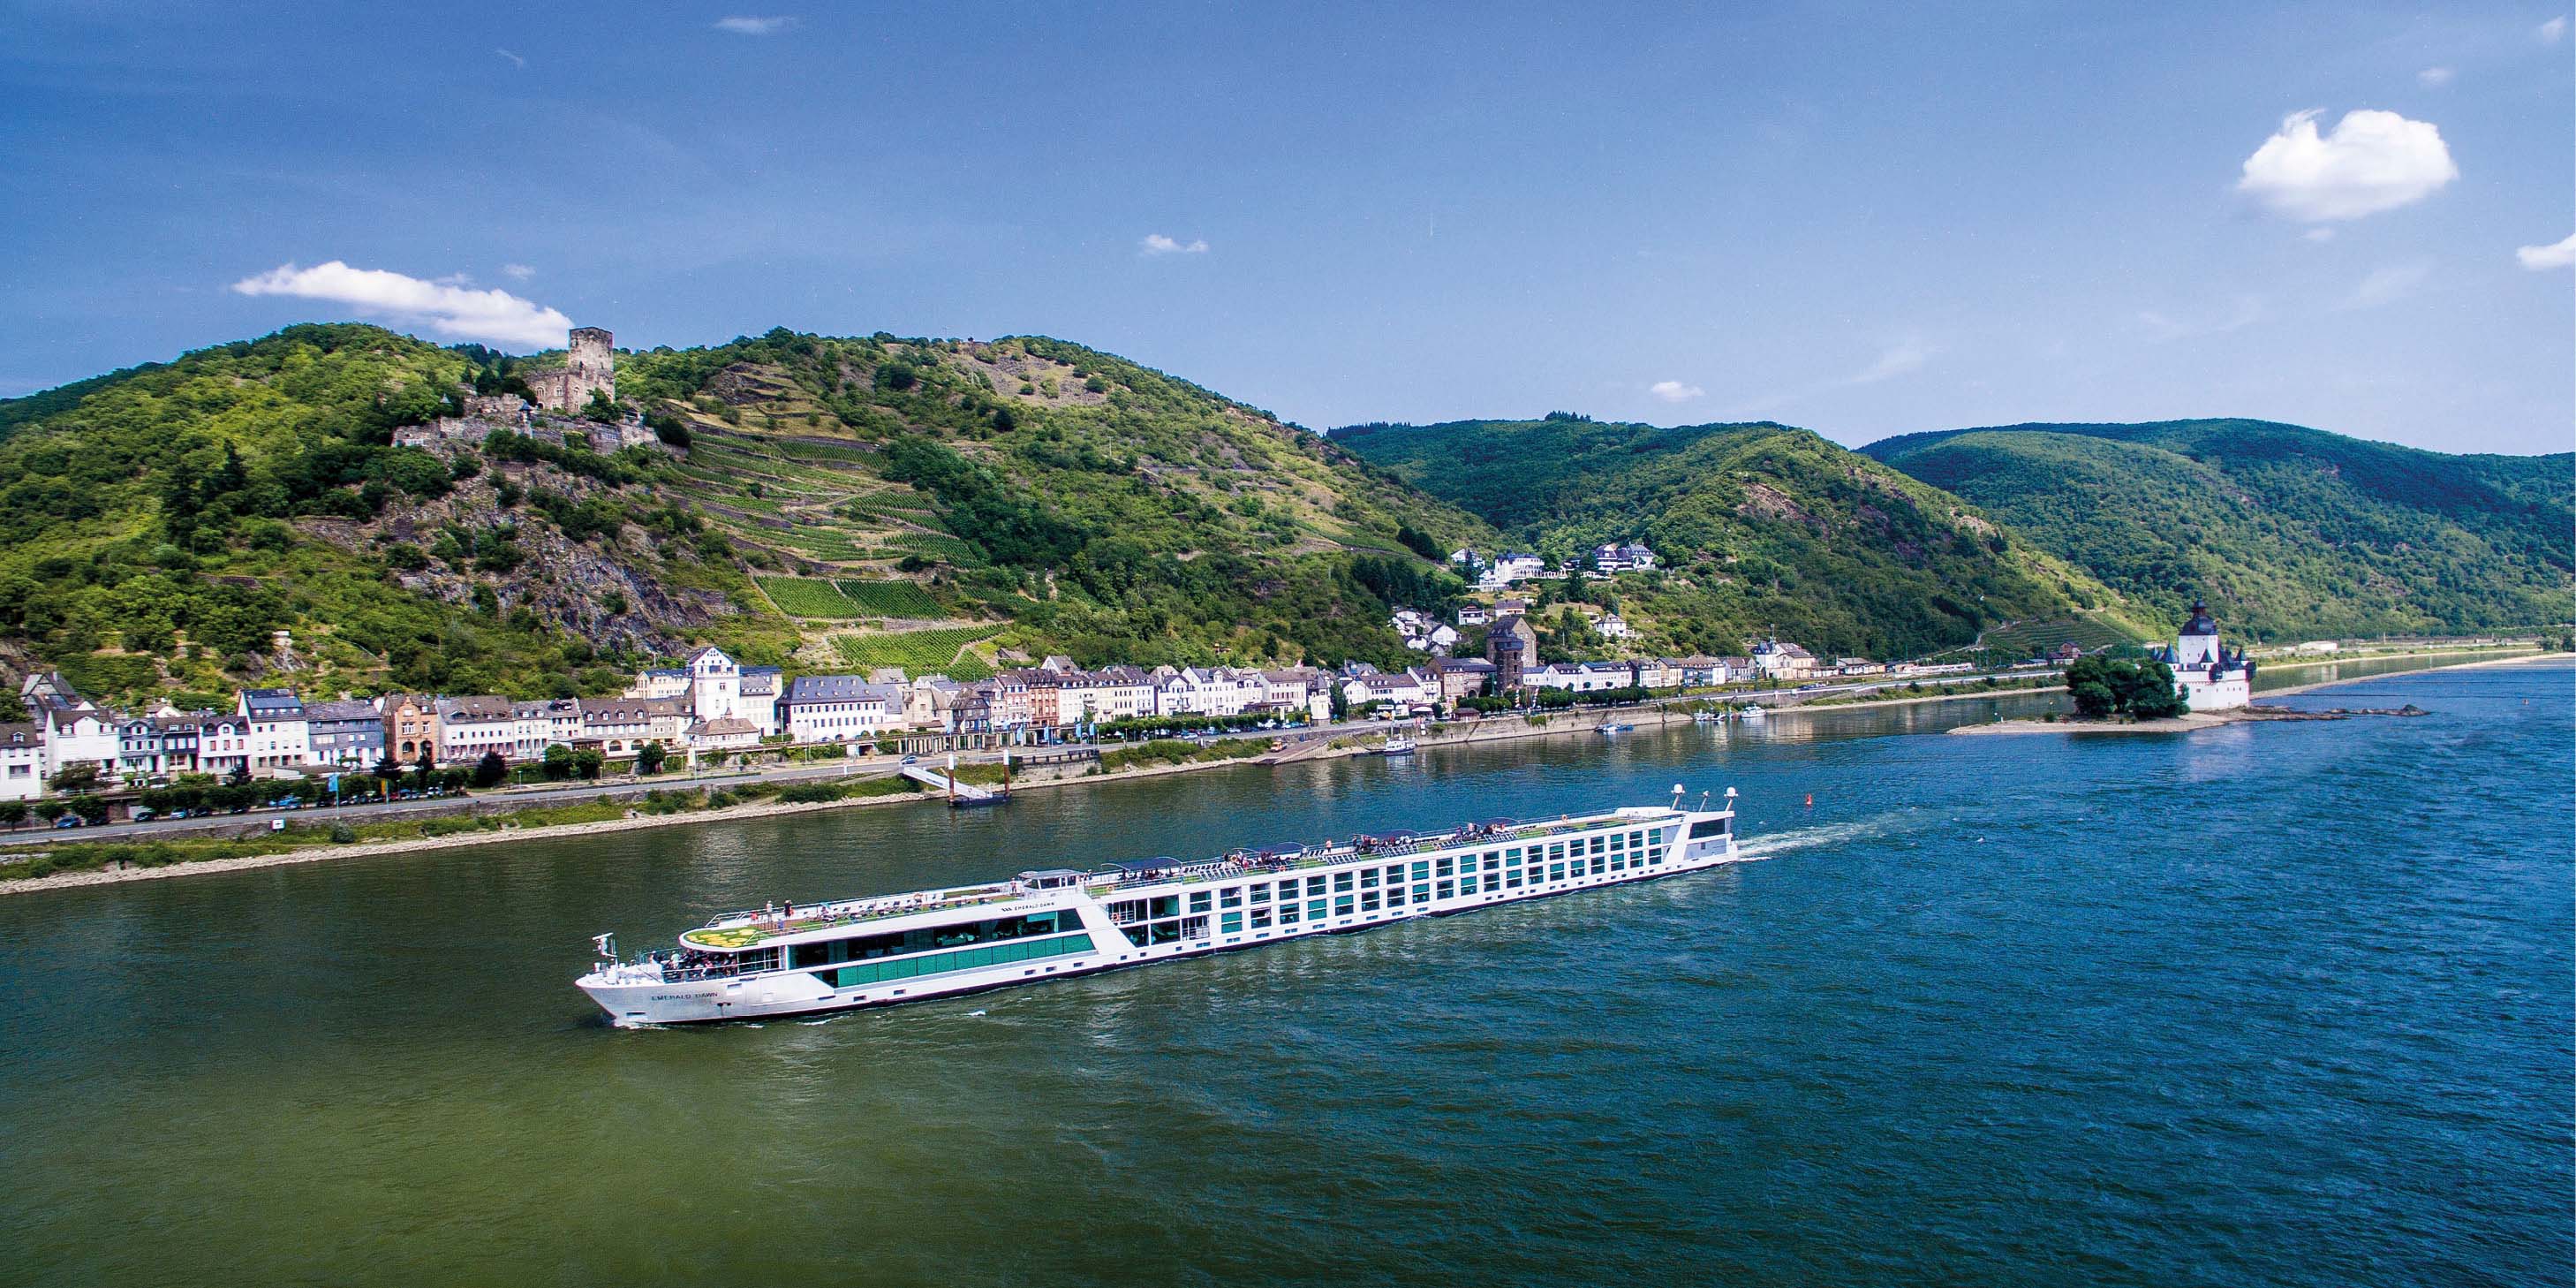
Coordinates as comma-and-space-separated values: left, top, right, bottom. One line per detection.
1477, 551, 1548, 590
1590, 542, 1658, 573
1388, 608, 1461, 654
1461, 542, 1657, 590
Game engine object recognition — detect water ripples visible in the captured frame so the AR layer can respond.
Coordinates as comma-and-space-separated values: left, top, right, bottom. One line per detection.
0, 662, 2567, 1286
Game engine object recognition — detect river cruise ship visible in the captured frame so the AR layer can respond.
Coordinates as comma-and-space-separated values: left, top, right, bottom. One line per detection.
577, 786, 1741, 1025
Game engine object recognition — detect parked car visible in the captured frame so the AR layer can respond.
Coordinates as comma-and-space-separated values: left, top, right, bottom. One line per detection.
52, 815, 84, 829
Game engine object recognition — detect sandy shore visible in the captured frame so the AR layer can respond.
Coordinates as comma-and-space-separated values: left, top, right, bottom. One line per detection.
11, 648, 2552, 896
1954, 712, 2239, 736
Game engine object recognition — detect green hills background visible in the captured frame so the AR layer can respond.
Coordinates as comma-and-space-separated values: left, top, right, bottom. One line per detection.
0, 326, 2563, 708
0, 324, 1490, 705
1860, 420, 2575, 639
1334, 416, 2153, 661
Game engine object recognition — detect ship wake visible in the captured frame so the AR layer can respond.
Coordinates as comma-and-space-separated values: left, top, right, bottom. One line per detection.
1733, 812, 1906, 860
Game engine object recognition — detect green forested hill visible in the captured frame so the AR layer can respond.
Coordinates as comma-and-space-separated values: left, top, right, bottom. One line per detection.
1336, 416, 2150, 660
0, 324, 1492, 705
617, 328, 1495, 670
1861, 420, 2575, 639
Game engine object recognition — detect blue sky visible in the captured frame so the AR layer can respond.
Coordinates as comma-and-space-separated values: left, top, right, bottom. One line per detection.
4, 2, 2569, 453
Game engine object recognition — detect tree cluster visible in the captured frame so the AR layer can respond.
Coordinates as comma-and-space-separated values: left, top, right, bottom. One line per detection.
2064, 655, 2189, 720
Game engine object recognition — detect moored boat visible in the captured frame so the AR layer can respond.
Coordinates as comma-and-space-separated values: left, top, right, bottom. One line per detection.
577, 786, 1743, 1025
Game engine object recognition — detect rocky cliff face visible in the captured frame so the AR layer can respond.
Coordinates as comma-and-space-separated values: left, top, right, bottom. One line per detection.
356, 451, 739, 655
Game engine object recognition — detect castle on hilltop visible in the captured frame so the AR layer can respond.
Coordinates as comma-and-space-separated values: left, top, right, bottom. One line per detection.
2149, 596, 2254, 711
391, 322, 659, 453
524, 325, 616, 412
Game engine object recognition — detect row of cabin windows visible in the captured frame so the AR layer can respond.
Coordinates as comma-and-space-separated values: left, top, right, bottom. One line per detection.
824, 933, 1094, 988
1182, 827, 1681, 938
786, 911, 1081, 969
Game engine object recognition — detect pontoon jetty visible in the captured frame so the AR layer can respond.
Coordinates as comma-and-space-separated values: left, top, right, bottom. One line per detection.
578, 785, 1742, 1024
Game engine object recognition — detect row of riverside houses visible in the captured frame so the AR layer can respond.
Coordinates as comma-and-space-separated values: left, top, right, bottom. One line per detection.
754, 654, 1338, 747
2, 672, 399, 803
0, 646, 1341, 803
0, 648, 788, 804
0, 625, 1964, 803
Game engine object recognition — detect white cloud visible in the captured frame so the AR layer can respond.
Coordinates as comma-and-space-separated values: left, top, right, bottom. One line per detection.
495, 48, 525, 67
230, 261, 572, 349
1725, 335, 1938, 417
2137, 296, 2264, 342
1649, 380, 1705, 404
1852, 337, 1931, 384
2345, 261, 2432, 310
2416, 65, 2453, 87
1140, 234, 1209, 255
2237, 109, 2458, 222
2541, 16, 2567, 43
2517, 232, 2576, 270
502, 262, 536, 280
714, 15, 795, 34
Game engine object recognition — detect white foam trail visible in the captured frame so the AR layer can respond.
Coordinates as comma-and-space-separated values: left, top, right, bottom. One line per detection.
1734, 813, 1904, 859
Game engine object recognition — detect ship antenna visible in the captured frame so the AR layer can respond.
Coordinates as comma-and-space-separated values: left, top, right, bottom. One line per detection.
1670, 783, 1686, 809
1697, 791, 1710, 811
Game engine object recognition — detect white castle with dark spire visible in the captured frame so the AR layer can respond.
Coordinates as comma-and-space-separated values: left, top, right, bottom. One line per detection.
2151, 595, 2253, 711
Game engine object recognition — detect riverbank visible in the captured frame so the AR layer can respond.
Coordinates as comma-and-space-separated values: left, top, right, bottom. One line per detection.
2255, 647, 2556, 697
1954, 648, 2557, 736
6, 647, 2550, 896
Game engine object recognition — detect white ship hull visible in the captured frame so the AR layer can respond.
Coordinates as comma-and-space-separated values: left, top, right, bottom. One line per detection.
579, 800, 1741, 1026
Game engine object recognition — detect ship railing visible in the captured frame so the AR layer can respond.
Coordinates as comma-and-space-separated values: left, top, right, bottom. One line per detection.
687, 888, 1025, 946
1069, 814, 1651, 893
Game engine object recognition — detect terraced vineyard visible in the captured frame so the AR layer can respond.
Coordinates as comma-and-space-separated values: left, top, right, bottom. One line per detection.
767, 529, 879, 563
1971, 615, 2142, 660
834, 626, 1000, 678
756, 576, 872, 618
883, 534, 981, 565
835, 580, 942, 617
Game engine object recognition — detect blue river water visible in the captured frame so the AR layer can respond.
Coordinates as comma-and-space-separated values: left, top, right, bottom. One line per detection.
1, 659, 2568, 1286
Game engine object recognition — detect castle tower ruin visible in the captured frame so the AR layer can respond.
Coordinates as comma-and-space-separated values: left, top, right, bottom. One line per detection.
527, 325, 616, 412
